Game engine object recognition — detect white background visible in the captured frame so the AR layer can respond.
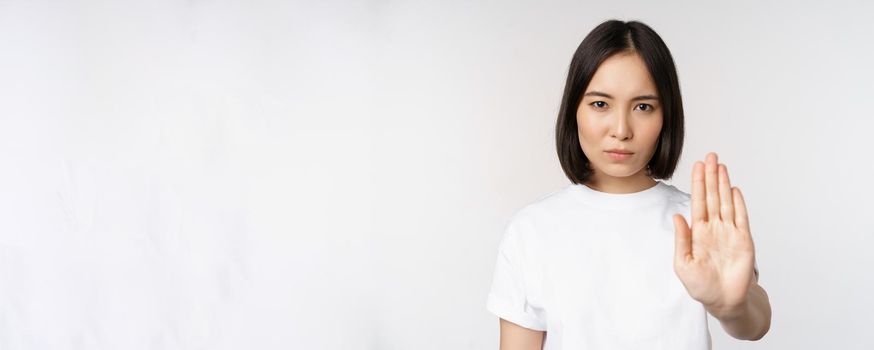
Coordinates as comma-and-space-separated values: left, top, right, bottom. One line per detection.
1, 0, 872, 349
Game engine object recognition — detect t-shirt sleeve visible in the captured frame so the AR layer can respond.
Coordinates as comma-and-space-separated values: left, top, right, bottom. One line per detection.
485, 223, 547, 331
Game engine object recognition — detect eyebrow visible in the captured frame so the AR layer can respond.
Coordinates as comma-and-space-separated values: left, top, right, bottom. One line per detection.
583, 91, 659, 101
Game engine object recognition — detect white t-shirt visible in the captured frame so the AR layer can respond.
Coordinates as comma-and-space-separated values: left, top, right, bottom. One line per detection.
486, 180, 754, 349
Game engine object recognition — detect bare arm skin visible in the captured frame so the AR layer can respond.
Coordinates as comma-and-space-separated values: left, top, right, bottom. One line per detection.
673, 152, 772, 341
499, 318, 545, 350
707, 277, 772, 340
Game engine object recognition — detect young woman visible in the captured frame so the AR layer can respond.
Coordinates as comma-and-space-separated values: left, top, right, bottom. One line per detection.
485, 19, 771, 349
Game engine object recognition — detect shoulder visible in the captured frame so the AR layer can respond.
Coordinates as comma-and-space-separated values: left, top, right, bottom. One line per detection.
500, 185, 579, 244
509, 185, 576, 224
662, 181, 691, 204
661, 181, 692, 219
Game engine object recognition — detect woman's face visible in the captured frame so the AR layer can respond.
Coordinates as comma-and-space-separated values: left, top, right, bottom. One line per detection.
576, 52, 663, 185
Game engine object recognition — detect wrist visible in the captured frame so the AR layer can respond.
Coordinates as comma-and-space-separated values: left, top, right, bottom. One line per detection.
705, 279, 758, 321
706, 298, 750, 321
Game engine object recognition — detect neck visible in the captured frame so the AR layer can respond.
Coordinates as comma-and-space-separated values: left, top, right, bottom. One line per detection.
584, 170, 657, 194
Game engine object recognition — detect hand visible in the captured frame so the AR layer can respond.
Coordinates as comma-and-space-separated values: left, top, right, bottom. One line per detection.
672, 152, 757, 319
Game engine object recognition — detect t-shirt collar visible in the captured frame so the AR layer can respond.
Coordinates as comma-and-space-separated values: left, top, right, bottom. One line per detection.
569, 180, 670, 210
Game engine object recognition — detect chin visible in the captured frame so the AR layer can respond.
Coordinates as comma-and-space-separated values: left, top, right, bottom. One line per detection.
601, 165, 645, 178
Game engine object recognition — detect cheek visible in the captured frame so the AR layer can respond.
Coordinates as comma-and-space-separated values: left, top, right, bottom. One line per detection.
639, 116, 664, 152
576, 123, 599, 146
647, 115, 664, 140
576, 113, 601, 140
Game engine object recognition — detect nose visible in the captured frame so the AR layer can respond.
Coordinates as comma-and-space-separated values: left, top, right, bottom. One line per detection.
611, 110, 632, 140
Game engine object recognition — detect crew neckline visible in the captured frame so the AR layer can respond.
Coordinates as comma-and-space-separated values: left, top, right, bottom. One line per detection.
569, 180, 671, 210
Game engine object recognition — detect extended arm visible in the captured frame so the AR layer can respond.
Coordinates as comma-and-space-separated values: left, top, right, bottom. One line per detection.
499, 318, 545, 350
707, 277, 771, 340
672, 152, 772, 342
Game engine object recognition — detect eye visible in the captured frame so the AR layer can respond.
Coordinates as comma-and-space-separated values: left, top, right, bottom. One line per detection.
636, 103, 655, 111
590, 101, 608, 109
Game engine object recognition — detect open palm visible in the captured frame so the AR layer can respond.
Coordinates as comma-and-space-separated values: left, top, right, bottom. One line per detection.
672, 152, 757, 316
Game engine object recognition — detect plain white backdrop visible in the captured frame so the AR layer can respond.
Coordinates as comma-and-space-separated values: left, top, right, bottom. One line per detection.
1, 0, 872, 349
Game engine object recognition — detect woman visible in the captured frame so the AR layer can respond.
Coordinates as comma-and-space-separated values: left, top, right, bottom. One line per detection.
485, 19, 771, 349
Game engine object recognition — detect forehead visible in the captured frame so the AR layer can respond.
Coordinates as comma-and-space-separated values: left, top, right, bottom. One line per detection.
585, 52, 657, 97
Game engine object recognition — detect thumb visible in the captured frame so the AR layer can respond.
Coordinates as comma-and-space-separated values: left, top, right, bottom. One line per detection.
673, 213, 692, 266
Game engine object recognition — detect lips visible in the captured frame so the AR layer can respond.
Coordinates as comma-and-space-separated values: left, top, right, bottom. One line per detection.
605, 149, 633, 154
605, 151, 633, 161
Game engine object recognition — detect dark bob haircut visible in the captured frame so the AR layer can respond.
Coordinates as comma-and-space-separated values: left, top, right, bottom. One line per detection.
555, 19, 684, 185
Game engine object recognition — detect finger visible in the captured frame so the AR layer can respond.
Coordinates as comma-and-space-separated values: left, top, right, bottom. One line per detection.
705, 152, 720, 221
732, 186, 750, 230
718, 163, 735, 226
673, 213, 692, 265
691, 161, 706, 223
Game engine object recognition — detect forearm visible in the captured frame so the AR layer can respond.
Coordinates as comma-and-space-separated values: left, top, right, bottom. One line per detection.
706, 281, 771, 340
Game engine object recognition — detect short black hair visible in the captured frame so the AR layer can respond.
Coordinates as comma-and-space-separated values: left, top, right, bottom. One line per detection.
555, 19, 684, 184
